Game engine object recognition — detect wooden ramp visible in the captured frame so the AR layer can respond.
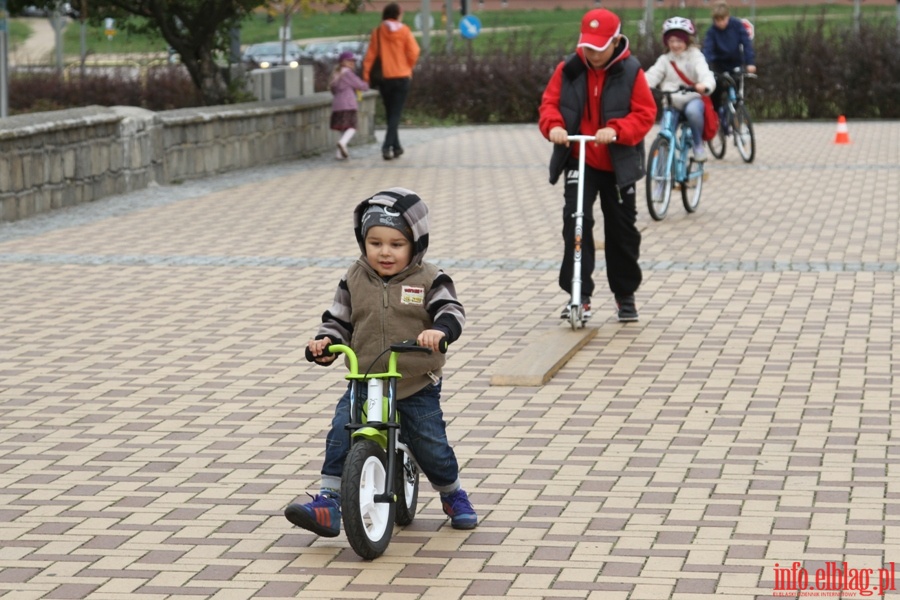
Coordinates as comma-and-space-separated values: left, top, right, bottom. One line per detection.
489, 326, 597, 386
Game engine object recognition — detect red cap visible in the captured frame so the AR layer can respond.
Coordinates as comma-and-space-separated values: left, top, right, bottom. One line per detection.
578, 9, 621, 52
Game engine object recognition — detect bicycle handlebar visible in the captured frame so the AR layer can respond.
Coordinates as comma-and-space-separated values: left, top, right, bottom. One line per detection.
719, 69, 757, 87
305, 338, 447, 363
661, 85, 696, 93
656, 86, 696, 107
390, 338, 448, 355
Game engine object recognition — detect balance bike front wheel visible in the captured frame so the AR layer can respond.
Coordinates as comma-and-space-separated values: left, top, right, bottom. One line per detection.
341, 439, 395, 560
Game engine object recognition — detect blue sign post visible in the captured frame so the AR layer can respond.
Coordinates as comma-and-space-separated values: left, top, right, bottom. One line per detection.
459, 15, 482, 40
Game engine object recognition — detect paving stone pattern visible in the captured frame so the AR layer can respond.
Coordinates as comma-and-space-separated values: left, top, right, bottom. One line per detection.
0, 121, 898, 599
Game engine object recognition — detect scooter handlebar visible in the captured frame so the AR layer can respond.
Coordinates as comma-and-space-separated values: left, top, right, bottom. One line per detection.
566, 134, 617, 143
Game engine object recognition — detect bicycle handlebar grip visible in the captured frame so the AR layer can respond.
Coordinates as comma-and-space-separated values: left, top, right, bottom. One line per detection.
389, 338, 449, 355
305, 345, 335, 363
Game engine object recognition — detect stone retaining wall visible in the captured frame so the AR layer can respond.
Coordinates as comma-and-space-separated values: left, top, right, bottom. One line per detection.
0, 91, 377, 222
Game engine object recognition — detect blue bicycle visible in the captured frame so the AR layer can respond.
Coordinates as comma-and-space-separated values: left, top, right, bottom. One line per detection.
708, 68, 757, 163
645, 87, 705, 221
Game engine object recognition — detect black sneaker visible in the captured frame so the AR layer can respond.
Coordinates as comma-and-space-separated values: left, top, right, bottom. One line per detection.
382, 148, 393, 161
615, 295, 639, 322
393, 146, 404, 158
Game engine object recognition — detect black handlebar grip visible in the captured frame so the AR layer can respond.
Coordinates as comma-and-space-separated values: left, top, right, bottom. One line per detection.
305, 345, 335, 363
389, 338, 450, 354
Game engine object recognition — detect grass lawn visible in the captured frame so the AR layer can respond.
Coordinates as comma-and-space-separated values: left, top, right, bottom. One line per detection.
58, 4, 896, 57
7, 19, 35, 48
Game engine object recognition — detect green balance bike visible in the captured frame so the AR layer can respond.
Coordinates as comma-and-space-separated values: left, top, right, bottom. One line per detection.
309, 340, 445, 560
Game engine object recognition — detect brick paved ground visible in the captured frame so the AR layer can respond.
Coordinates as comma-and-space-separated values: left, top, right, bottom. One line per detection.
0, 120, 898, 599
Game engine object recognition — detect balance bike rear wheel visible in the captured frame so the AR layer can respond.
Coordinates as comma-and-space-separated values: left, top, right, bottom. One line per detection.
394, 449, 419, 526
341, 439, 395, 560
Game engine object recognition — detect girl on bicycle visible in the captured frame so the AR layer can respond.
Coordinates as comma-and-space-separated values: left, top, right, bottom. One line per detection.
644, 17, 716, 162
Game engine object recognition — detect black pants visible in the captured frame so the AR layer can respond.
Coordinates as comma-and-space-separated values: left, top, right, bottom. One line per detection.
559, 163, 642, 300
379, 77, 410, 153
711, 72, 730, 113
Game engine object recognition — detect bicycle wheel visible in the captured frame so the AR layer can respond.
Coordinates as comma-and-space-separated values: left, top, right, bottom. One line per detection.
342, 439, 395, 560
645, 137, 673, 221
681, 156, 704, 213
394, 449, 419, 526
708, 121, 727, 159
733, 105, 756, 163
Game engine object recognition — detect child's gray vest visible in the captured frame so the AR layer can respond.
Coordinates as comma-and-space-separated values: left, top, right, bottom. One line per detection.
548, 52, 646, 188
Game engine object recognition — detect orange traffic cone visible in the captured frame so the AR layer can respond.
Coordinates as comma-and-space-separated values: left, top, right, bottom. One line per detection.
834, 115, 850, 144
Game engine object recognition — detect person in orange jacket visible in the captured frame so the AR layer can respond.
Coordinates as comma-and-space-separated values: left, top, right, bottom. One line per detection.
539, 8, 657, 323
363, 2, 421, 161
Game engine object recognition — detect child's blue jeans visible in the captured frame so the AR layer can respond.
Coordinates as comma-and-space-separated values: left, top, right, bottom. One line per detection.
683, 97, 706, 151
320, 379, 462, 494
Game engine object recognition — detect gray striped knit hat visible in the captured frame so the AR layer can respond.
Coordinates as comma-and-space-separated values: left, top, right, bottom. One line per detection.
360, 204, 414, 242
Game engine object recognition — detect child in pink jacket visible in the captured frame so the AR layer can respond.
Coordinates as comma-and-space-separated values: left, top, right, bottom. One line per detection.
330, 51, 369, 160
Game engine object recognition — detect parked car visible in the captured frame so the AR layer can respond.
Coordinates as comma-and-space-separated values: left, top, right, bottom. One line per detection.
242, 42, 302, 70
333, 41, 368, 69
19, 3, 72, 17
298, 41, 341, 65
20, 5, 49, 16
299, 40, 368, 69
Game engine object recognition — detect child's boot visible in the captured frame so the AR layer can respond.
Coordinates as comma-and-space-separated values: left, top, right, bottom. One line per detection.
337, 128, 355, 159
284, 491, 341, 537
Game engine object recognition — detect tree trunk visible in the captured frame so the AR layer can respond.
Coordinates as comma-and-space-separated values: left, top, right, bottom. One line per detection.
179, 48, 230, 106
102, 0, 259, 105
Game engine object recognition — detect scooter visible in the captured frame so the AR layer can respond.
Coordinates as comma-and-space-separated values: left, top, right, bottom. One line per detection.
563, 134, 602, 330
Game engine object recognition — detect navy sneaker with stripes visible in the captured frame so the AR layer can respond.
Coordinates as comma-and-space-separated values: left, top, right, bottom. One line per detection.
284, 493, 341, 537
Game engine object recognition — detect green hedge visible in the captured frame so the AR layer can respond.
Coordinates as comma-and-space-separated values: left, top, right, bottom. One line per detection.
404, 17, 900, 122
11, 16, 900, 120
